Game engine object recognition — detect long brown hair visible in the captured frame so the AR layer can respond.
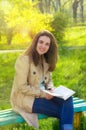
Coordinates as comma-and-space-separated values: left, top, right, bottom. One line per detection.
25, 30, 58, 72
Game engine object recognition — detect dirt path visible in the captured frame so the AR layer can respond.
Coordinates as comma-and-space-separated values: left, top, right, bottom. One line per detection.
0, 50, 23, 53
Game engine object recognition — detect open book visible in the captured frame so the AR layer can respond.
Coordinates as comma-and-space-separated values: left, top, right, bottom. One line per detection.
42, 85, 75, 100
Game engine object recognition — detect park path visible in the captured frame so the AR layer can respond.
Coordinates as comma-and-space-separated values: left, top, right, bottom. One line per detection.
0, 50, 23, 53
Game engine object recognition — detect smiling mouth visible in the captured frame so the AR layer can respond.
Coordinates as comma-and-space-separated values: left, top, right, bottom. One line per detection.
39, 48, 45, 52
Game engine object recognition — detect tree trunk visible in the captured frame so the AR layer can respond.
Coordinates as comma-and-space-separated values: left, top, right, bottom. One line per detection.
6, 28, 13, 45
58, 0, 61, 11
0, 32, 1, 41
72, 0, 79, 23
52, 0, 61, 12
38, 0, 44, 13
80, 0, 84, 22
44, 0, 51, 13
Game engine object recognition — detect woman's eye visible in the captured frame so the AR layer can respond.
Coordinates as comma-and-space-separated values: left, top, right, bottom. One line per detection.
46, 43, 50, 46
39, 40, 43, 44
46, 43, 49, 46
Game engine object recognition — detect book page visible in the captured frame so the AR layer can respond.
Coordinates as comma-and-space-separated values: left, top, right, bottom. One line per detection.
42, 85, 75, 100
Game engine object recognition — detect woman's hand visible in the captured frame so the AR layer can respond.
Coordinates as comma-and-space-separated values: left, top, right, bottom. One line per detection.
45, 93, 53, 100
45, 88, 54, 99
42, 87, 54, 99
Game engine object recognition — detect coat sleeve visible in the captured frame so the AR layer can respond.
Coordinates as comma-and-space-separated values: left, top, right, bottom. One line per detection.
14, 55, 46, 98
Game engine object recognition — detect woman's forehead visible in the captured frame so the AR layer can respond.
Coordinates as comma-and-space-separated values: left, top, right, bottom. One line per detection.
38, 35, 50, 41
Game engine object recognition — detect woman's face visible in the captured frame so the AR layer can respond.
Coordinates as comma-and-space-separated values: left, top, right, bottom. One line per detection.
36, 36, 50, 55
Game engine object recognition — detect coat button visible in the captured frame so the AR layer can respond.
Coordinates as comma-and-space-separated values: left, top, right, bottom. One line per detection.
45, 77, 47, 80
33, 71, 36, 75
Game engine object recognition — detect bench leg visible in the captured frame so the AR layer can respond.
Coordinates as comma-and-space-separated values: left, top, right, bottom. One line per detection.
74, 112, 83, 129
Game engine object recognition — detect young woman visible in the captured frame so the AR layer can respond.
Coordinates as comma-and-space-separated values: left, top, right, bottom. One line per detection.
10, 30, 74, 130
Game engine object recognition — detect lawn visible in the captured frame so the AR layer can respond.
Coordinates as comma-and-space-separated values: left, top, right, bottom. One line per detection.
64, 26, 86, 46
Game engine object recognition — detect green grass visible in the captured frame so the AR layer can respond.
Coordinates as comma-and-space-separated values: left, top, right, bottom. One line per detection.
0, 52, 21, 109
64, 26, 86, 46
53, 47, 86, 99
0, 42, 29, 50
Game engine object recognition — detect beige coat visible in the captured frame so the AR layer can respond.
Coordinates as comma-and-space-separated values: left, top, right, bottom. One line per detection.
10, 55, 53, 129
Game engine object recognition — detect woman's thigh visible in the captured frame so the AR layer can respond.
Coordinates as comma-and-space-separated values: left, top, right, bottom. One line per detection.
32, 97, 63, 118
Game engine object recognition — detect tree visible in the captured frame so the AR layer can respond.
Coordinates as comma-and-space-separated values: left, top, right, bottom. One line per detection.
52, 0, 61, 12
80, 0, 84, 22
50, 13, 68, 43
33, 0, 61, 13
6, 27, 14, 45
72, 0, 80, 23
44, 0, 51, 13
38, 0, 44, 13
0, 10, 7, 41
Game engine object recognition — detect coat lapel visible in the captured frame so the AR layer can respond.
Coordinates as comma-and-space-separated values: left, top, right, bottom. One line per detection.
43, 58, 49, 75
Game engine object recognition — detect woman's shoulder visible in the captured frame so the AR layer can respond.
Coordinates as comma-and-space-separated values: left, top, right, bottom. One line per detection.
18, 54, 29, 60
16, 54, 30, 65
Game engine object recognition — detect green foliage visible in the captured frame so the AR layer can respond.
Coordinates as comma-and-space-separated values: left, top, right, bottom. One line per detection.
50, 12, 69, 43
64, 26, 86, 46
0, 51, 21, 109
0, 0, 52, 46
39, 118, 53, 130
80, 115, 86, 130
0, 26, 86, 50
52, 119, 60, 130
0, 9, 7, 34
52, 47, 86, 99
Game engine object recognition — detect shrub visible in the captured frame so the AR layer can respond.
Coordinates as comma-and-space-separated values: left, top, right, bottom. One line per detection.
50, 12, 69, 43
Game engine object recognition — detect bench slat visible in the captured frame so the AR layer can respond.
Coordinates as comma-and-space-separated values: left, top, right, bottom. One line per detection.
0, 113, 48, 126
0, 114, 25, 126
0, 109, 14, 115
74, 102, 86, 112
73, 99, 85, 104
73, 97, 79, 101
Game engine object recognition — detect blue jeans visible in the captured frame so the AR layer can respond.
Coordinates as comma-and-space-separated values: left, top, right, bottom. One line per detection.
32, 97, 74, 130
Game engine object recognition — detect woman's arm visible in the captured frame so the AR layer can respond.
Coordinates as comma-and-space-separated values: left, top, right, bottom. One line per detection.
14, 55, 46, 98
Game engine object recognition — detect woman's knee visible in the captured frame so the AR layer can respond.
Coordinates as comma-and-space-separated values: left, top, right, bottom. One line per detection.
66, 97, 73, 105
